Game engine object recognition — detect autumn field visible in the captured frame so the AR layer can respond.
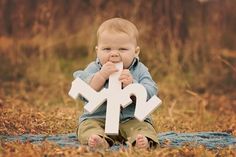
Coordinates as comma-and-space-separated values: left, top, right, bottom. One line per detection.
1, 0, 236, 156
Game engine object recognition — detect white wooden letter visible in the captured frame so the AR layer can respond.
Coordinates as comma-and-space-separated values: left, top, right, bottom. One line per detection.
120, 84, 162, 121
68, 77, 107, 113
68, 62, 162, 135
105, 62, 123, 134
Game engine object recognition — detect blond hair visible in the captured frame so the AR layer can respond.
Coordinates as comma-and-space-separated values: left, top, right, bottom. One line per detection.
97, 18, 139, 44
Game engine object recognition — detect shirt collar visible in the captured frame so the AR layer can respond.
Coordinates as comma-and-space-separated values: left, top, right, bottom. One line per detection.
128, 57, 139, 69
95, 58, 102, 68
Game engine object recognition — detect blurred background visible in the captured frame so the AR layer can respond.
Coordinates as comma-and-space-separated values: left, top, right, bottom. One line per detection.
0, 0, 236, 134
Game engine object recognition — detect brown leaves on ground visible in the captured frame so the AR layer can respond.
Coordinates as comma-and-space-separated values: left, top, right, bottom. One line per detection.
0, 91, 236, 156
0, 97, 78, 135
1, 141, 94, 157
1, 141, 236, 157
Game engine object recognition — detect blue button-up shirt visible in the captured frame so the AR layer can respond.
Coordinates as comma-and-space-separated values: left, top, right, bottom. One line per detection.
73, 58, 158, 124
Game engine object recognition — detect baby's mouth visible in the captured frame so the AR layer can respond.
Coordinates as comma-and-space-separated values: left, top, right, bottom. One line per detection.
109, 57, 121, 63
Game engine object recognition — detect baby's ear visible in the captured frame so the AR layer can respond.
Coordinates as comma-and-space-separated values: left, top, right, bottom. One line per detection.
135, 46, 140, 57
95, 46, 98, 53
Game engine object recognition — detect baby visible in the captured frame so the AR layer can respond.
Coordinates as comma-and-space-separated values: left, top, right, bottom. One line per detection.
73, 18, 159, 149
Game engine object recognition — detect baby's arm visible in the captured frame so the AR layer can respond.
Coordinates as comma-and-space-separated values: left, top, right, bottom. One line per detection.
88, 72, 106, 91
138, 65, 158, 99
89, 62, 118, 91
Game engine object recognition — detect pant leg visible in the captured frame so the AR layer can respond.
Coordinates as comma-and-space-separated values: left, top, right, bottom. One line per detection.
77, 118, 114, 146
120, 118, 159, 147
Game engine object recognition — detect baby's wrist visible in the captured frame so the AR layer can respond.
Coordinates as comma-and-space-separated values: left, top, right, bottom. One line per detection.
97, 71, 107, 81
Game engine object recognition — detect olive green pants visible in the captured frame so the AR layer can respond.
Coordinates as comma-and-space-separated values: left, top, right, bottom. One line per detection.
77, 118, 158, 147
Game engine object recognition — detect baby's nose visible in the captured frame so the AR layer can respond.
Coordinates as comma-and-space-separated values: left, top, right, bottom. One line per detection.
111, 53, 119, 57
109, 51, 121, 63
110, 49, 120, 56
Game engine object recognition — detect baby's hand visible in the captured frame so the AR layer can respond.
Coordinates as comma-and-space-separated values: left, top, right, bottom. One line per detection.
119, 69, 133, 88
99, 62, 118, 80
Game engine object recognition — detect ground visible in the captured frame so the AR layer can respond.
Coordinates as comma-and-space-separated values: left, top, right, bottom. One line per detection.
0, 82, 235, 156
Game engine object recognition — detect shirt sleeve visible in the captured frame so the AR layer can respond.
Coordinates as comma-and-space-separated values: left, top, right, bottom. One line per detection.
72, 62, 100, 102
138, 63, 158, 100
73, 62, 99, 84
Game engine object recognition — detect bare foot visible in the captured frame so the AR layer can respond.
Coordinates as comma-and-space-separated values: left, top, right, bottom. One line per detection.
135, 134, 149, 149
88, 134, 109, 149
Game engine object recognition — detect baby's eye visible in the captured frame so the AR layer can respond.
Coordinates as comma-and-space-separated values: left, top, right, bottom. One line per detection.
102, 48, 111, 52
119, 48, 128, 51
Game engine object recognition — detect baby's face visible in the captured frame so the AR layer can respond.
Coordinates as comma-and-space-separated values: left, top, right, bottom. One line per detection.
96, 30, 139, 69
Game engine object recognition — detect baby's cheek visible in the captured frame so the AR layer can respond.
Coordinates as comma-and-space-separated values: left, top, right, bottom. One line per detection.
100, 58, 108, 65
124, 57, 134, 68
123, 61, 132, 69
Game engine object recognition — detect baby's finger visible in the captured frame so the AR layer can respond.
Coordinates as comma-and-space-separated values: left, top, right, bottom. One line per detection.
119, 78, 126, 82
120, 79, 129, 85
120, 73, 130, 78
105, 61, 114, 65
121, 79, 131, 85
119, 75, 128, 80
111, 67, 118, 72
103, 62, 115, 69
122, 69, 131, 74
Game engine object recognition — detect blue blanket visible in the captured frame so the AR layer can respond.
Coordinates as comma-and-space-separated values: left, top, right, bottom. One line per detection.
1, 132, 236, 150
